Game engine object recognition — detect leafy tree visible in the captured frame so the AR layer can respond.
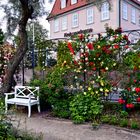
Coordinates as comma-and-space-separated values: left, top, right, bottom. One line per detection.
0, 0, 46, 94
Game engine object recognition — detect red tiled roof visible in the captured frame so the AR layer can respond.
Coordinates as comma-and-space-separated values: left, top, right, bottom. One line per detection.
47, 0, 88, 20
47, 0, 140, 20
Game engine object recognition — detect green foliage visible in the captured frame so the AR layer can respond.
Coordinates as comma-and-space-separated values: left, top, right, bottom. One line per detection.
0, 99, 41, 139
123, 51, 140, 70
29, 79, 48, 110
119, 119, 128, 127
101, 115, 110, 123
109, 115, 118, 125
46, 67, 73, 118
37, 41, 74, 118
120, 111, 129, 118
70, 93, 103, 123
130, 120, 139, 129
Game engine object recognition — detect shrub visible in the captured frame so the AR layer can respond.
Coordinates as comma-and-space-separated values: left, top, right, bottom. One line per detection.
120, 111, 129, 118
119, 119, 128, 127
130, 120, 139, 129
29, 79, 49, 111
101, 115, 110, 124
0, 99, 41, 139
70, 93, 103, 123
109, 115, 118, 125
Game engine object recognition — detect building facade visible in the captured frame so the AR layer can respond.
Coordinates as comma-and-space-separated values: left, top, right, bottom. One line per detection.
47, 0, 140, 39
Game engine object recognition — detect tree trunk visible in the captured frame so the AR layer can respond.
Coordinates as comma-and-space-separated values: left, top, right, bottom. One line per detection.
0, 0, 33, 95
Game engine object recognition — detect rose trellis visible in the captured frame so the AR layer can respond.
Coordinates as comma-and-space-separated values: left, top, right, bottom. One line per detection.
67, 27, 135, 105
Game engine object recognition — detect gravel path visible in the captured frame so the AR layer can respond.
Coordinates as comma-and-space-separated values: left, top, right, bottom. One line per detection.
11, 112, 140, 140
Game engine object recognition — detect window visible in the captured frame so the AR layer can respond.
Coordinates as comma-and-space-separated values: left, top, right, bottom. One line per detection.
54, 19, 59, 32
71, 0, 77, 5
86, 8, 94, 24
61, 0, 66, 9
122, 2, 128, 20
101, 2, 109, 21
72, 13, 78, 28
61, 16, 67, 30
131, 7, 136, 24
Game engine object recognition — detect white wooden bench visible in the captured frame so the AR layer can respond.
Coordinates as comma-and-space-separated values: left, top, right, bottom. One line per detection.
5, 86, 40, 117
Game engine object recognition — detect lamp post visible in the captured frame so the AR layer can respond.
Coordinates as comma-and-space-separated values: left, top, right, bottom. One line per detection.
32, 22, 35, 79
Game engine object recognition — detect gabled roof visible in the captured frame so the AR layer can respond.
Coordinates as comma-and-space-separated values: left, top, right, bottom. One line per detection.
47, 0, 140, 20
47, 0, 88, 20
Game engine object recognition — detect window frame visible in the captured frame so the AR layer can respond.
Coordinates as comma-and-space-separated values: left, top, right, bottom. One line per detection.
54, 19, 59, 32
61, 0, 66, 9
71, 0, 77, 5
101, 2, 110, 21
131, 7, 136, 24
72, 13, 78, 28
122, 2, 128, 20
86, 7, 94, 24
61, 16, 67, 31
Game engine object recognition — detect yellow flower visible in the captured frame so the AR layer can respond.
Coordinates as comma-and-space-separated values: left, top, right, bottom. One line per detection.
88, 87, 92, 91
113, 63, 116, 66
84, 92, 87, 95
100, 88, 103, 92
70, 85, 73, 88
95, 91, 99, 94
105, 89, 109, 93
100, 80, 104, 86
105, 67, 108, 70
105, 93, 108, 96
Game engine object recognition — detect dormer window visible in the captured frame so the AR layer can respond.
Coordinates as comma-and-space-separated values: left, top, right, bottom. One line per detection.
71, 0, 77, 5
61, 0, 66, 9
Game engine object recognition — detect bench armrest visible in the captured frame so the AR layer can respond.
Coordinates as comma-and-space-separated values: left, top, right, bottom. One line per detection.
4, 92, 15, 96
5, 92, 15, 101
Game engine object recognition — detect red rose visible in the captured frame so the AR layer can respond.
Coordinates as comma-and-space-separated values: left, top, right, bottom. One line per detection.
78, 34, 84, 40
67, 42, 75, 55
136, 97, 140, 102
118, 98, 125, 104
129, 103, 134, 108
92, 67, 96, 71
74, 60, 78, 66
134, 80, 137, 83
114, 45, 119, 49
89, 62, 94, 66
127, 87, 131, 91
135, 87, 140, 93
126, 104, 130, 108
124, 45, 129, 49
87, 43, 94, 50
123, 35, 128, 40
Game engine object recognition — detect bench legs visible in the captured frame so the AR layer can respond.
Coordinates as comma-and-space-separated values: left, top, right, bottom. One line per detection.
37, 103, 41, 113
5, 103, 8, 113
28, 105, 31, 118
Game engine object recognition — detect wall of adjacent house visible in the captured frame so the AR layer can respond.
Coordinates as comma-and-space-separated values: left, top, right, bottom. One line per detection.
49, 0, 140, 39
121, 0, 140, 31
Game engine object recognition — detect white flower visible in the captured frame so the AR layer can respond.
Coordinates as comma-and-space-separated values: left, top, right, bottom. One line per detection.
80, 49, 84, 53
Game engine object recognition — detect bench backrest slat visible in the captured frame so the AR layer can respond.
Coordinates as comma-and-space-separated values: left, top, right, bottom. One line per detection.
15, 86, 39, 99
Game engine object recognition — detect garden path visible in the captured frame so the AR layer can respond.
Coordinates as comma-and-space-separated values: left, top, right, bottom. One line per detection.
11, 111, 140, 140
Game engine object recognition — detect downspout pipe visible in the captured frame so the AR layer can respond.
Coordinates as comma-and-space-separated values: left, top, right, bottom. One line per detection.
119, 0, 121, 28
